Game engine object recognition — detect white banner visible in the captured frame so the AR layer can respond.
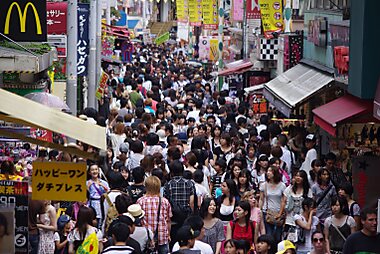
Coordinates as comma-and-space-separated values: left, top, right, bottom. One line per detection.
177, 22, 189, 42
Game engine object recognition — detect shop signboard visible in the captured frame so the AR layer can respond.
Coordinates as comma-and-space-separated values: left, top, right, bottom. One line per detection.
32, 162, 87, 201
0, 0, 47, 42
47, 34, 67, 58
142, 29, 152, 44
246, 0, 261, 19
330, 22, 349, 84
198, 36, 210, 60
189, 0, 202, 26
46, 1, 67, 35
177, 0, 188, 22
77, 3, 90, 76
307, 17, 328, 47
259, 0, 283, 39
96, 70, 109, 100
177, 22, 189, 42
0, 181, 29, 253
202, 0, 217, 30
155, 32, 170, 45
209, 38, 218, 61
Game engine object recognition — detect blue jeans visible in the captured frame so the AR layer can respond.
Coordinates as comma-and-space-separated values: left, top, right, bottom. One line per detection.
263, 212, 283, 244
158, 244, 169, 254
29, 233, 39, 254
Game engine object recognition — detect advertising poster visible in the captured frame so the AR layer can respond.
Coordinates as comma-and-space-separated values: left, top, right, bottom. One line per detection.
189, 0, 202, 26
233, 0, 244, 21
209, 38, 218, 61
202, 0, 217, 30
0, 181, 29, 253
246, 0, 261, 19
30, 128, 53, 142
330, 23, 349, 85
259, 0, 284, 38
177, 0, 188, 22
47, 1, 67, 35
32, 162, 87, 201
177, 22, 189, 42
96, 71, 109, 100
198, 36, 210, 60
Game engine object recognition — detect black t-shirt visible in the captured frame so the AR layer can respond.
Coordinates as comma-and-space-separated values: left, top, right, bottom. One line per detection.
343, 231, 380, 254
127, 184, 146, 203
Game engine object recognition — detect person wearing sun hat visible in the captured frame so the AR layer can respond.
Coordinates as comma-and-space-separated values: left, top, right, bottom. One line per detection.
128, 204, 154, 252
276, 240, 296, 254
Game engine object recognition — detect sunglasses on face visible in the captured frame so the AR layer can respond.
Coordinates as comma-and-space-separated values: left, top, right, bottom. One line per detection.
313, 238, 324, 243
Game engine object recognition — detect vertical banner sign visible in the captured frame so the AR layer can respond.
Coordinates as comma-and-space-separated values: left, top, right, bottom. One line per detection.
202, 0, 217, 30
177, 22, 189, 42
96, 71, 109, 100
0, 0, 47, 42
77, 3, 90, 76
233, 0, 244, 21
0, 181, 29, 253
198, 36, 210, 60
209, 38, 218, 61
259, 0, 284, 38
46, 2, 67, 34
32, 162, 87, 201
189, 0, 202, 26
177, 0, 188, 22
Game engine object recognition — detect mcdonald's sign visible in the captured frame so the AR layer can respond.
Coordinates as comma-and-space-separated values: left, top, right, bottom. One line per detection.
0, 0, 47, 42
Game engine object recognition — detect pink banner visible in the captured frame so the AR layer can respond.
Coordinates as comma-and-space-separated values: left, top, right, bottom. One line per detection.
233, 0, 244, 21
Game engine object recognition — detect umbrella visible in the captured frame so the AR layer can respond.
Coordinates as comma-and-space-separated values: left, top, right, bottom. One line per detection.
167, 39, 177, 45
24, 92, 70, 111
185, 61, 203, 67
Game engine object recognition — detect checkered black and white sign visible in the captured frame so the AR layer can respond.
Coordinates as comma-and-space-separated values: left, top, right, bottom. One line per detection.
259, 38, 279, 60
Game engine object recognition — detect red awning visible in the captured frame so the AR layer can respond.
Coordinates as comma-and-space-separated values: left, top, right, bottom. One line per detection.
313, 94, 373, 136
218, 59, 253, 76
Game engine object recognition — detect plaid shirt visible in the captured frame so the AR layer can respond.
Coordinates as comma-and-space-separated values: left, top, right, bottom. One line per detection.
137, 195, 172, 245
163, 176, 195, 208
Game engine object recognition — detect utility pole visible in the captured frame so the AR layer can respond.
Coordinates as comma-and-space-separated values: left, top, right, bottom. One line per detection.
217, 0, 224, 91
96, 0, 103, 110
66, 0, 78, 115
106, 0, 111, 25
88, 0, 97, 108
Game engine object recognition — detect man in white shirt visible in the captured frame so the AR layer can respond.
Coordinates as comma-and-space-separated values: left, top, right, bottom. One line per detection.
186, 98, 202, 123
278, 134, 294, 174
256, 115, 269, 137
300, 134, 317, 175
172, 215, 213, 254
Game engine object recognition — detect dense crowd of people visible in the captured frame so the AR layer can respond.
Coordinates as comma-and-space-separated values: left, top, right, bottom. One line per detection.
0, 42, 379, 254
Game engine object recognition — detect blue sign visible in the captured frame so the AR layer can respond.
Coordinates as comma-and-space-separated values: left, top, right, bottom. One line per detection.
116, 10, 127, 26
77, 3, 89, 76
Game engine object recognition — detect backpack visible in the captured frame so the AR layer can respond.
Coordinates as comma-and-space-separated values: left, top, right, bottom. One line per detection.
103, 193, 119, 233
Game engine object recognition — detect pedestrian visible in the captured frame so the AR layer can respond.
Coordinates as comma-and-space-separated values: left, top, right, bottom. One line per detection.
29, 198, 47, 254
54, 214, 71, 254
224, 239, 238, 254
338, 182, 361, 231
323, 196, 356, 254
309, 231, 328, 254
299, 134, 317, 175
256, 235, 276, 254
171, 225, 201, 254
102, 222, 135, 254
323, 152, 349, 190
217, 179, 238, 222
342, 207, 380, 254
38, 200, 57, 254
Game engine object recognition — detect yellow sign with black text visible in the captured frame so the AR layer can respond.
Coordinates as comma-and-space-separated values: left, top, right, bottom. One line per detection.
32, 162, 87, 201
0, 0, 47, 42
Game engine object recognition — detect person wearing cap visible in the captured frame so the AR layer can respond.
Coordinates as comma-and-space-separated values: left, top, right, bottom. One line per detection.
299, 134, 317, 176
172, 225, 201, 254
276, 240, 296, 254
172, 215, 213, 254
117, 142, 130, 169
127, 204, 154, 252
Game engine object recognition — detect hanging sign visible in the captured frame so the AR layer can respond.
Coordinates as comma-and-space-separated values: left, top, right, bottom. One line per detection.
202, 0, 217, 30
46, 1, 67, 35
259, 0, 284, 38
189, 0, 202, 26
155, 32, 170, 45
32, 162, 87, 201
77, 3, 90, 76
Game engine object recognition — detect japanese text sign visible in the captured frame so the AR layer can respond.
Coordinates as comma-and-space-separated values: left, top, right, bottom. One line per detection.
96, 71, 109, 100
202, 0, 217, 30
77, 3, 90, 76
0, 0, 47, 42
259, 0, 283, 38
177, 0, 188, 22
189, 0, 202, 26
155, 32, 170, 45
32, 162, 87, 201
0, 181, 29, 253
233, 0, 244, 21
47, 2, 67, 34
247, 0, 261, 19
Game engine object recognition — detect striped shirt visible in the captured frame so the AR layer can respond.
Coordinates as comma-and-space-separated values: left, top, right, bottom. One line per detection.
102, 245, 135, 254
137, 195, 172, 245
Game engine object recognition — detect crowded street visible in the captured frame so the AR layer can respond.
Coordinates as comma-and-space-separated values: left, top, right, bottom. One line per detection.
0, 0, 380, 253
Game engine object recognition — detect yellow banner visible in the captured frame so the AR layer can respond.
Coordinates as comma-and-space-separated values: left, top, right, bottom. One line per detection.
32, 162, 87, 201
177, 0, 188, 22
259, 0, 284, 38
76, 232, 99, 254
202, 0, 217, 30
209, 38, 218, 61
189, 0, 202, 26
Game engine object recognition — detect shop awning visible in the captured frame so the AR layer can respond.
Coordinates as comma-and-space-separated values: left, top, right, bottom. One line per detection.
263, 64, 334, 117
0, 88, 106, 157
313, 94, 373, 136
218, 59, 253, 76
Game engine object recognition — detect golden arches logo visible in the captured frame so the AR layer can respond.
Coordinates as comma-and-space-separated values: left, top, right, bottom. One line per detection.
4, 2, 42, 34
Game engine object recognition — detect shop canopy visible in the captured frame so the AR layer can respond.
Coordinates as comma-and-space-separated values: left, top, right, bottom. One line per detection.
313, 94, 374, 136
263, 64, 334, 117
0, 88, 106, 159
218, 59, 253, 76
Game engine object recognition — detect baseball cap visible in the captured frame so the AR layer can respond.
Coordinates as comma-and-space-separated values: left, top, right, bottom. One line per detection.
119, 143, 129, 153
276, 240, 296, 254
305, 134, 316, 142
176, 225, 197, 244
157, 129, 166, 142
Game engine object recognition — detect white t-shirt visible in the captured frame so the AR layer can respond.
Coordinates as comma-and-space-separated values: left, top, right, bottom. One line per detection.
187, 110, 201, 123
172, 240, 213, 254
67, 226, 103, 243
130, 226, 154, 251
294, 214, 319, 252
300, 148, 317, 175
324, 215, 356, 230
284, 185, 313, 226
